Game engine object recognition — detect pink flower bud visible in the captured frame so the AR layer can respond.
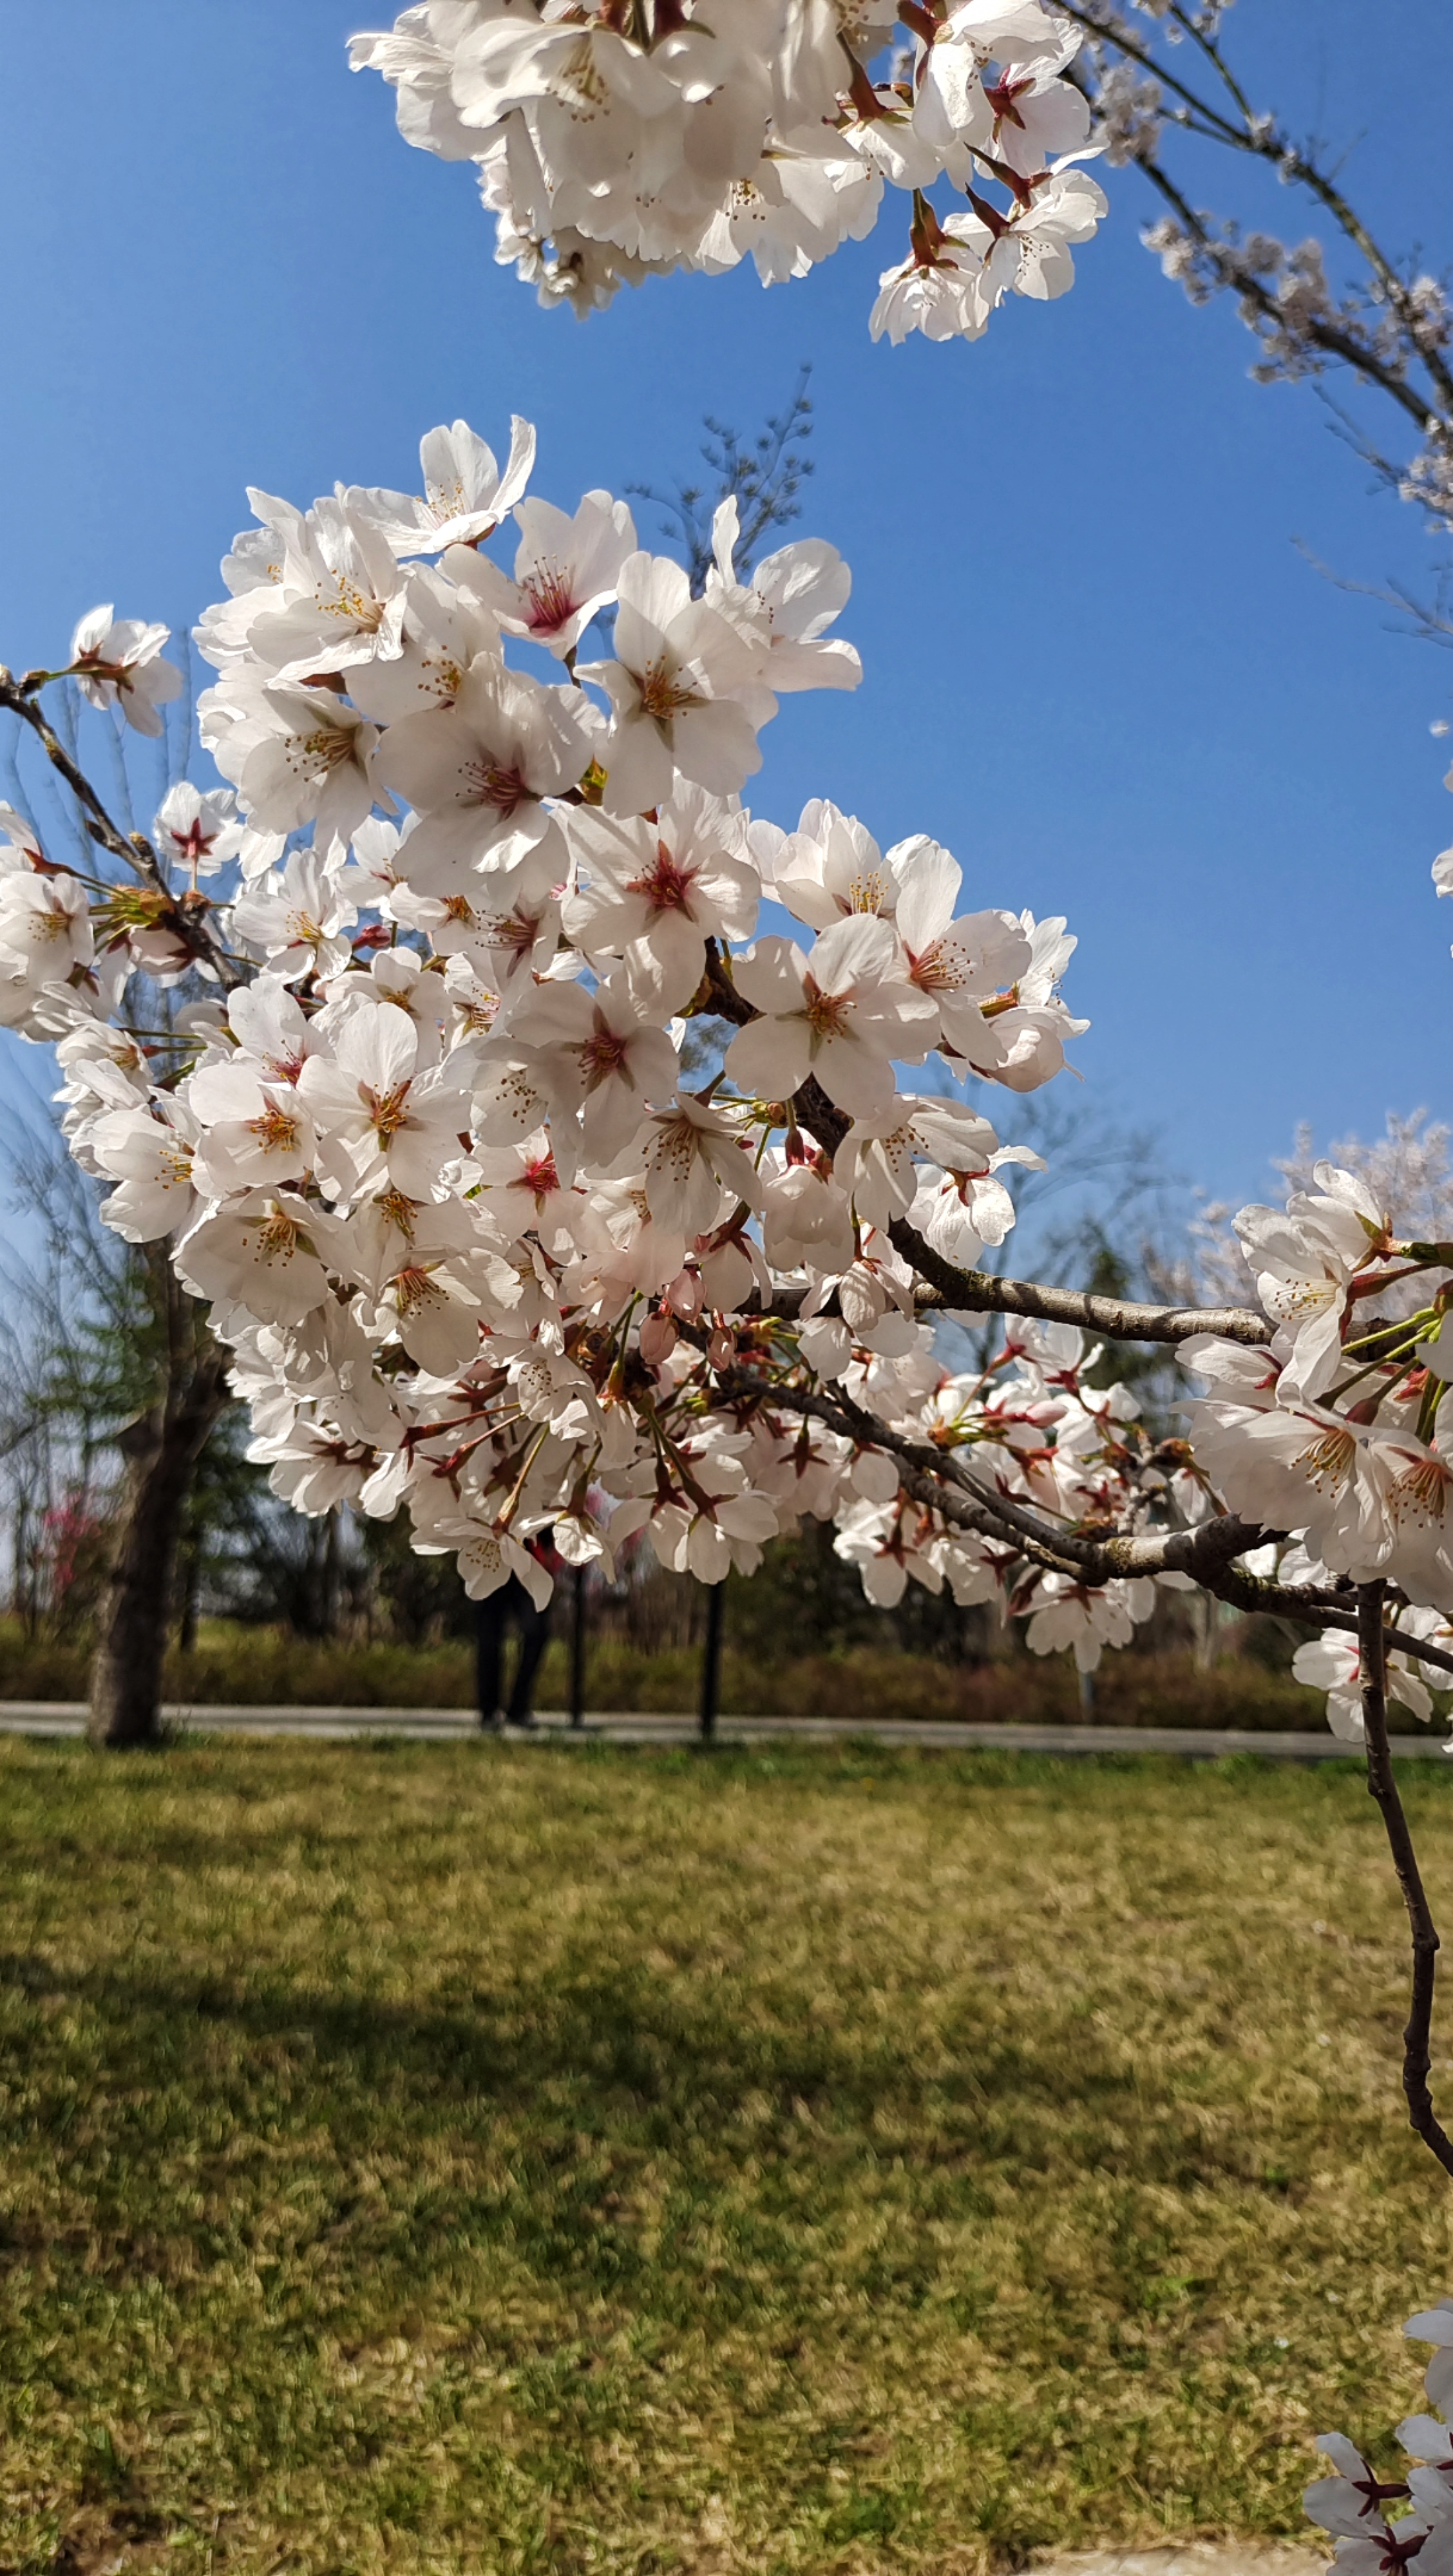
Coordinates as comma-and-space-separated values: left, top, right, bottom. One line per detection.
665, 1267, 703, 1321
708, 1326, 736, 1369
639, 1312, 678, 1365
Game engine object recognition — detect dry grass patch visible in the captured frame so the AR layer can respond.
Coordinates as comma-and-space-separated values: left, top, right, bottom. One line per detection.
1, 1738, 1451, 2574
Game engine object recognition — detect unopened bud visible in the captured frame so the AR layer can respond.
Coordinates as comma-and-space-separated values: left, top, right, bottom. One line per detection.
665, 1267, 703, 1321
639, 1312, 678, 1366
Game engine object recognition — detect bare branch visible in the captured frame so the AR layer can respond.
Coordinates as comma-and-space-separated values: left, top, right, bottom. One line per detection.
887, 1222, 1273, 1349
629, 366, 815, 593
1357, 1580, 1453, 2182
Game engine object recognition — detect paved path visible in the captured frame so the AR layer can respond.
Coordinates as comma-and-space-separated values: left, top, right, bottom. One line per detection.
0, 1701, 1439, 1759
1032, 2552, 1322, 2576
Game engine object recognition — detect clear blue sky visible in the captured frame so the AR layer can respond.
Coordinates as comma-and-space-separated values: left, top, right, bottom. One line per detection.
1, 0, 1450, 1215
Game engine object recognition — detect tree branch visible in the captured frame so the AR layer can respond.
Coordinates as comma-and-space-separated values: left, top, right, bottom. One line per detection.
1132, 157, 1438, 441
691, 953, 1277, 1351
0, 676, 243, 991
717, 1365, 1453, 1684
1358, 1580, 1453, 2181
886, 1217, 1273, 1348
1063, 6, 1453, 426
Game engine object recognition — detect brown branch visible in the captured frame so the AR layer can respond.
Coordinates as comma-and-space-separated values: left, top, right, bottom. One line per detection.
1058, 5, 1248, 146
798, 1070, 1270, 1346
694, 961, 1275, 1349
1063, 10, 1453, 421
716, 1364, 1453, 1682
886, 1217, 1273, 1349
0, 676, 243, 992
1132, 156, 1439, 442
1358, 1580, 1453, 2182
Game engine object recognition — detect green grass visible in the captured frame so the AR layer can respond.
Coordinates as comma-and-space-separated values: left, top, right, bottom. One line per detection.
3, 1739, 1452, 2575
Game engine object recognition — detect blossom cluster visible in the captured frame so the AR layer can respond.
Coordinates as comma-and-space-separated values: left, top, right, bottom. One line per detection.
1307, 2300, 1453, 2576
1182, 1117, 1453, 1736
5, 413, 1146, 1647
12, 410, 1453, 1730
350, 1, 1108, 345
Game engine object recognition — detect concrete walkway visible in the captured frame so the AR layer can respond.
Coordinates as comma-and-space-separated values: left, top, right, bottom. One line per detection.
0, 1701, 1440, 1759
1032, 2552, 1322, 2576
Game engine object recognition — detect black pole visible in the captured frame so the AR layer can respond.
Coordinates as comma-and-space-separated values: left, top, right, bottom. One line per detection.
570, 1564, 587, 1730
699, 1581, 724, 1743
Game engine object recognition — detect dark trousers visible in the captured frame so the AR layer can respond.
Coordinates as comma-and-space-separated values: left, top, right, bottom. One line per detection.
475, 1577, 551, 1725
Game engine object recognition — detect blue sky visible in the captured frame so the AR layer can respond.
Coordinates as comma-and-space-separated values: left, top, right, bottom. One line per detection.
1, 0, 1450, 1218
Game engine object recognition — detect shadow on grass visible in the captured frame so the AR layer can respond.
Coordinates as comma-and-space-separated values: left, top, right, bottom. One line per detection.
4, 1944, 1303, 2266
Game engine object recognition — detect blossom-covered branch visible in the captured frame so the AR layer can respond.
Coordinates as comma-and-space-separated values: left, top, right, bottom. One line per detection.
0, 659, 243, 993
349, 4, 1451, 545
8, 410, 1453, 1741
1058, 1, 1453, 540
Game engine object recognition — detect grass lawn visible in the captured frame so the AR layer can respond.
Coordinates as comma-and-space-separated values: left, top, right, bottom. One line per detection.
3, 1740, 1452, 2576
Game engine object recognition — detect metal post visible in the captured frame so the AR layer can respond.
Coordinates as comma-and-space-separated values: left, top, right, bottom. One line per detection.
699, 1581, 724, 1743
570, 1562, 587, 1730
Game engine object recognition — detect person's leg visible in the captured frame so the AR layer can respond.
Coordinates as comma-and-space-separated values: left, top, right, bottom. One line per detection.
475, 1589, 507, 1728
506, 1585, 551, 1727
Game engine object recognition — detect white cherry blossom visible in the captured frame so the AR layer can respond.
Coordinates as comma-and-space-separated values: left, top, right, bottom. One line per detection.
68, 605, 182, 736
584, 552, 772, 814
154, 783, 245, 880
202, 677, 378, 859
232, 849, 361, 985
375, 654, 589, 873
561, 785, 758, 1000
482, 489, 638, 658
350, 415, 537, 556
297, 1003, 468, 1200
725, 916, 936, 1119
352, 3, 1101, 351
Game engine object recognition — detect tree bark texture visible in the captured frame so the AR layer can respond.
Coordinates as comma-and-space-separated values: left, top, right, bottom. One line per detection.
87, 1269, 231, 1749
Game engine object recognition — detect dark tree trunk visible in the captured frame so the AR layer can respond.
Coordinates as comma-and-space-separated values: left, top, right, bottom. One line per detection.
300, 1510, 341, 1640
176, 1530, 202, 1654
88, 1283, 230, 1749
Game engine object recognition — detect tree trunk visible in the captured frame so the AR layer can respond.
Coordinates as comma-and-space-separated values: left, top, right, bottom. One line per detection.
176, 1528, 202, 1653
299, 1510, 341, 1640
88, 1299, 230, 1748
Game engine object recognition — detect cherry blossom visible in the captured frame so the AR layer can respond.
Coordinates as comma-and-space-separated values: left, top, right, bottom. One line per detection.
585, 551, 774, 813
202, 678, 378, 859
561, 786, 759, 1001
352, 2, 1105, 349
68, 605, 182, 736
352, 415, 537, 556
232, 850, 361, 986
21, 408, 1453, 1756
726, 916, 937, 1119
374, 654, 590, 874
154, 783, 245, 880
485, 489, 638, 658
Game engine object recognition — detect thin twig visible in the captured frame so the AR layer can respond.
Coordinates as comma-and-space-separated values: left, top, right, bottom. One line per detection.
0, 676, 243, 990
1358, 1580, 1453, 2181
